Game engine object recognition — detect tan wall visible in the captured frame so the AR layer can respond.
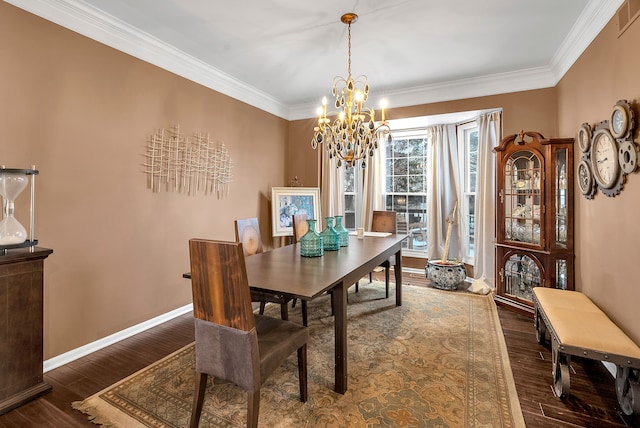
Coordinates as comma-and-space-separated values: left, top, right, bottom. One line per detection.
1, 4, 286, 359
557, 16, 640, 343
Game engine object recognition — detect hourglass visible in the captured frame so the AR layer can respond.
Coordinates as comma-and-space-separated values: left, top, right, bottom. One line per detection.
0, 166, 38, 253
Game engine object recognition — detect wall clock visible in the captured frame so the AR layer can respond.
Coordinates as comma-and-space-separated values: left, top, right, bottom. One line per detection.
591, 127, 619, 189
577, 123, 592, 153
577, 158, 595, 199
591, 126, 625, 196
610, 100, 634, 139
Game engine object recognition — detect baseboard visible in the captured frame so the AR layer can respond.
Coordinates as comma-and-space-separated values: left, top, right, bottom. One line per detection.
43, 303, 193, 373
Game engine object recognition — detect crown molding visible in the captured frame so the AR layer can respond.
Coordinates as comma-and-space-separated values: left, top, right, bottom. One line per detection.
550, 0, 624, 81
289, 67, 556, 121
7, 0, 621, 122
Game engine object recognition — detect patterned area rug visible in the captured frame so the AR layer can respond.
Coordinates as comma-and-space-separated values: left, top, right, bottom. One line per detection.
73, 281, 524, 427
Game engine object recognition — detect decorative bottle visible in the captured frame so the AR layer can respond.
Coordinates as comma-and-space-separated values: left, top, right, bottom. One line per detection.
321, 217, 340, 251
334, 215, 349, 247
300, 219, 323, 257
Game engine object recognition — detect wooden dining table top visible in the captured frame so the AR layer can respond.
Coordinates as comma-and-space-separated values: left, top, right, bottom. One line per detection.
243, 234, 407, 300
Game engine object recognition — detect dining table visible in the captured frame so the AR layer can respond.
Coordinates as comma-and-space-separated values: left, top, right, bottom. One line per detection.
185, 233, 406, 394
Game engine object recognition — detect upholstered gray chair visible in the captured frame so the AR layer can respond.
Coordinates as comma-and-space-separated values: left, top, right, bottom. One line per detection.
188, 238, 308, 428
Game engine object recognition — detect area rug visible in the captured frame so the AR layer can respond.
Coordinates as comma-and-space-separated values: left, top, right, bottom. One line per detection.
73, 282, 525, 427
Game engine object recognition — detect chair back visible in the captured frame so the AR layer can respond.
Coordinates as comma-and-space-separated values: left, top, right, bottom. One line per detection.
292, 213, 309, 243
371, 210, 397, 234
188, 239, 255, 331
234, 218, 264, 256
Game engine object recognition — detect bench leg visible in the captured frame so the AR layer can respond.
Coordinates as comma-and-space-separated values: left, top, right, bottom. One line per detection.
552, 341, 571, 398
616, 366, 640, 416
534, 307, 546, 345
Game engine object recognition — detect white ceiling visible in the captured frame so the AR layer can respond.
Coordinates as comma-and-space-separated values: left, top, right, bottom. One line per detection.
7, 0, 623, 120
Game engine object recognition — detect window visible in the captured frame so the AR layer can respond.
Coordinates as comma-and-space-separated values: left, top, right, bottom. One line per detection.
343, 111, 483, 261
458, 122, 478, 264
343, 166, 365, 230
384, 134, 428, 252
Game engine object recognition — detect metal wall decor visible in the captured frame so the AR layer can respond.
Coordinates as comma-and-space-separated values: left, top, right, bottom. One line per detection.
144, 125, 233, 197
577, 99, 637, 198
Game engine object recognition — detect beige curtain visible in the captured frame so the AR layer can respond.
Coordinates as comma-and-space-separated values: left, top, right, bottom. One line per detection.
320, 150, 344, 229
361, 141, 385, 230
426, 124, 461, 261
468, 110, 502, 294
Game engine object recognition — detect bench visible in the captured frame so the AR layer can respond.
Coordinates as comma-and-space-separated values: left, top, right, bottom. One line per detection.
533, 287, 640, 415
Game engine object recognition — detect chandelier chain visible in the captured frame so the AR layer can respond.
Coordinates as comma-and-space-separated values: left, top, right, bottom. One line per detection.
347, 22, 352, 78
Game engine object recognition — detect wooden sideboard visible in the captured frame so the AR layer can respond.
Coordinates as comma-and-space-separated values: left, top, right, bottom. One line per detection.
0, 247, 53, 415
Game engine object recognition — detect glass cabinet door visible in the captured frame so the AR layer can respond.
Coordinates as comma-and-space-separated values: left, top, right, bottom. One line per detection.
502, 252, 542, 302
555, 148, 568, 248
503, 150, 543, 246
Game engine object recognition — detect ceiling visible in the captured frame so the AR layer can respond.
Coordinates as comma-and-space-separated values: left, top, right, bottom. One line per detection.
8, 0, 623, 120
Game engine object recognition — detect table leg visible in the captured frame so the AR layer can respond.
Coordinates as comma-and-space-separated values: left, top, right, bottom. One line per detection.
395, 250, 402, 306
334, 281, 347, 394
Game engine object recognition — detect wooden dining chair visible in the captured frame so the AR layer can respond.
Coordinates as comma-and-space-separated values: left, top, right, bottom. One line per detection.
292, 213, 309, 243
235, 217, 307, 326
188, 239, 308, 428
366, 210, 397, 298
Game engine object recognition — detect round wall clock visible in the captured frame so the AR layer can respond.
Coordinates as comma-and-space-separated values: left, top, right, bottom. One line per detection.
590, 127, 620, 189
578, 123, 592, 153
610, 100, 634, 139
577, 158, 595, 199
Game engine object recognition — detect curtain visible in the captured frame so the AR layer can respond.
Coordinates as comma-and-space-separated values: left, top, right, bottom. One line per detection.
361, 139, 385, 230
468, 110, 502, 295
320, 150, 344, 228
426, 124, 461, 261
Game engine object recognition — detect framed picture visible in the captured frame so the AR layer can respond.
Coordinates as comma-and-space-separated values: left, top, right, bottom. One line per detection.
271, 187, 321, 237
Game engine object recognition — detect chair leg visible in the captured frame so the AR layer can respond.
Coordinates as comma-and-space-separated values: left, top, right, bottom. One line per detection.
301, 300, 308, 327
355, 281, 359, 292
292, 298, 297, 308
189, 372, 208, 428
297, 344, 308, 402
369, 271, 373, 283
259, 301, 266, 315
280, 302, 289, 320
247, 390, 260, 428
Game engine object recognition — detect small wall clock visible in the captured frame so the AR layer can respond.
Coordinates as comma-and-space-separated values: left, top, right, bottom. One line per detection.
578, 122, 592, 153
577, 158, 595, 199
610, 99, 634, 139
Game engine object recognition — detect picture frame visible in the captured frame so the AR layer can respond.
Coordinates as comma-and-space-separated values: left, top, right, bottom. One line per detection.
271, 187, 321, 237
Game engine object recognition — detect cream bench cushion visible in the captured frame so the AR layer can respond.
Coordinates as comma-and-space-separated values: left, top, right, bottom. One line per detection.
533, 287, 640, 359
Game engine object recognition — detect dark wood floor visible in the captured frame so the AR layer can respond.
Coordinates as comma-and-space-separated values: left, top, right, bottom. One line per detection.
1, 272, 638, 427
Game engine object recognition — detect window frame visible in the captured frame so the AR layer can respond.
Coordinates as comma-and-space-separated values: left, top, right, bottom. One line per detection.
457, 121, 478, 264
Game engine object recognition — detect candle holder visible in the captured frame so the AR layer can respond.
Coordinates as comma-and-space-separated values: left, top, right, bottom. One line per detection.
0, 166, 38, 255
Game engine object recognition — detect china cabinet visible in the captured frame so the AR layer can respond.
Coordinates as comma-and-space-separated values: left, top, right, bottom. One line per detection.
494, 131, 574, 316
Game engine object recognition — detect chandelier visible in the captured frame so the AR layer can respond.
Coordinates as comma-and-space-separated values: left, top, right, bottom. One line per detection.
311, 13, 391, 169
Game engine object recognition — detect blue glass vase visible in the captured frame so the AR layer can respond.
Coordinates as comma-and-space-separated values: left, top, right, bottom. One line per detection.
300, 219, 323, 257
334, 215, 349, 247
321, 217, 340, 251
